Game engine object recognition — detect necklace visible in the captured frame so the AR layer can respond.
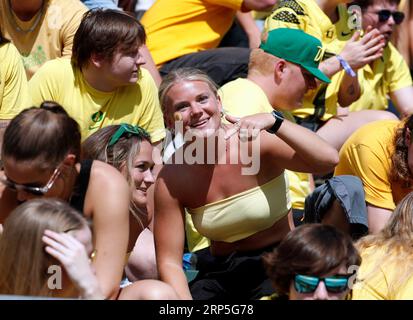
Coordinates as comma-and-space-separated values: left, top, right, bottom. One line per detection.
6, 0, 46, 34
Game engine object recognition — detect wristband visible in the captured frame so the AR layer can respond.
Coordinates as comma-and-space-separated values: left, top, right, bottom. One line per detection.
267, 110, 284, 134
336, 55, 357, 77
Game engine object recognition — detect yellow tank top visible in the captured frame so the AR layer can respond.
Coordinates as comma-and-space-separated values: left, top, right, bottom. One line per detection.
187, 173, 291, 243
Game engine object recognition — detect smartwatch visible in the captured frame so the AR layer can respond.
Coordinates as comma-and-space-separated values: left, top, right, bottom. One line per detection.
267, 110, 284, 134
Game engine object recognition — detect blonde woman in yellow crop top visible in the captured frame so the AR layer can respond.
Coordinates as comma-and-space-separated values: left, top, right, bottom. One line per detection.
155, 67, 339, 300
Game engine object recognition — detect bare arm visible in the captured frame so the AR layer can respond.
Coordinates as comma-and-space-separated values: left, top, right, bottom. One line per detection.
367, 205, 392, 234
241, 0, 277, 12
154, 172, 191, 300
225, 113, 339, 173
87, 162, 130, 299
236, 11, 261, 49
338, 72, 361, 107
390, 87, 413, 118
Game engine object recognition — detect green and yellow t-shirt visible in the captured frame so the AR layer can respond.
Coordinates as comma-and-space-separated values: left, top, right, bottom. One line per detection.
28, 58, 165, 142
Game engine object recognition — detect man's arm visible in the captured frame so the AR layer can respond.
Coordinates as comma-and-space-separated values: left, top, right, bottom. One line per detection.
236, 11, 262, 49
390, 87, 413, 118
338, 73, 361, 107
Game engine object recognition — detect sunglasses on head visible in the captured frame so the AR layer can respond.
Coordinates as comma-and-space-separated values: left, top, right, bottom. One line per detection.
375, 9, 405, 24
0, 167, 61, 196
108, 123, 150, 147
294, 274, 350, 294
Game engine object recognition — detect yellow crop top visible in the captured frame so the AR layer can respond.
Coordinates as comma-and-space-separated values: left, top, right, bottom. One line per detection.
187, 173, 291, 243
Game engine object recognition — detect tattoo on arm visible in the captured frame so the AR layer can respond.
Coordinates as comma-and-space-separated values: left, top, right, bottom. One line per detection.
347, 84, 356, 96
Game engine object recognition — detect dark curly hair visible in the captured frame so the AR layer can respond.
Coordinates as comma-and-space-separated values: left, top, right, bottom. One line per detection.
391, 115, 413, 188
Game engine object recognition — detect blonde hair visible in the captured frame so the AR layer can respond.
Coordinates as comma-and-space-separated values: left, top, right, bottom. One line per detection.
0, 199, 88, 297
248, 48, 279, 77
356, 192, 413, 297
158, 68, 219, 118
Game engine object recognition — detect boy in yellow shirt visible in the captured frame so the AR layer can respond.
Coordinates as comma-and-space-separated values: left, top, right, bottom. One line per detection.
29, 9, 165, 144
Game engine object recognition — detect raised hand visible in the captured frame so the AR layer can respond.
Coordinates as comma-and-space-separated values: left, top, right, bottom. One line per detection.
339, 26, 385, 70
42, 229, 103, 299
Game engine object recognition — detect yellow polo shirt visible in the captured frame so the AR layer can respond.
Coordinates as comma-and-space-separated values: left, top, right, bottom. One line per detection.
264, 0, 355, 120
0, 42, 31, 119
0, 0, 87, 79
28, 58, 165, 142
141, 0, 243, 67
349, 43, 412, 112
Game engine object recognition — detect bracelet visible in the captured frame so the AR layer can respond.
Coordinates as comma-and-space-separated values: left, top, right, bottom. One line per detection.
336, 55, 357, 77
267, 110, 284, 134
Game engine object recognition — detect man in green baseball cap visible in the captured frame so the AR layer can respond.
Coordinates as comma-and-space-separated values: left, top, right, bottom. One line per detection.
220, 28, 330, 117
219, 28, 332, 221
260, 28, 331, 84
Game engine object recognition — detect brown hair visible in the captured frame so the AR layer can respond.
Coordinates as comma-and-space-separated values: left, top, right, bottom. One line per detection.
82, 125, 151, 228
1, 101, 81, 170
0, 198, 87, 297
263, 224, 361, 297
390, 115, 413, 188
72, 9, 146, 70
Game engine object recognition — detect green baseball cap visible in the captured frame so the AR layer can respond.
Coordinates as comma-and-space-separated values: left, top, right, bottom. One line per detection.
260, 28, 331, 83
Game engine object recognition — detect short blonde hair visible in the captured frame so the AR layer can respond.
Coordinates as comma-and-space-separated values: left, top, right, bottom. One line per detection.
248, 48, 279, 77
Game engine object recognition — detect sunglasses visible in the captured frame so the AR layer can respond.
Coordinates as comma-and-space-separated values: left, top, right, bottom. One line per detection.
108, 123, 150, 147
294, 274, 350, 294
373, 9, 405, 25
0, 167, 61, 196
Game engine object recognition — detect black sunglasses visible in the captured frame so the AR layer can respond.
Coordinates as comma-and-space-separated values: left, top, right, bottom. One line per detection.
374, 9, 405, 25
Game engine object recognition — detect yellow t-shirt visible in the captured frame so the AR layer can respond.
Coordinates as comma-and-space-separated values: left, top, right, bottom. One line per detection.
352, 246, 413, 300
349, 43, 412, 112
141, 0, 243, 67
0, 0, 87, 79
219, 77, 312, 210
334, 120, 410, 210
28, 58, 165, 142
264, 0, 354, 120
0, 42, 31, 119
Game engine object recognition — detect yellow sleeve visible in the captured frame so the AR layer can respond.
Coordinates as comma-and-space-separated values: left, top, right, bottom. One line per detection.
385, 44, 413, 93
28, 59, 63, 107
0, 43, 31, 119
58, 1, 88, 58
264, 6, 304, 32
336, 143, 395, 210
204, 0, 243, 11
137, 69, 166, 143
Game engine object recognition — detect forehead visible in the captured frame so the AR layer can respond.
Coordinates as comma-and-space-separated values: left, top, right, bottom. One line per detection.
168, 80, 214, 99
134, 140, 153, 161
368, 1, 399, 9
69, 224, 93, 252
